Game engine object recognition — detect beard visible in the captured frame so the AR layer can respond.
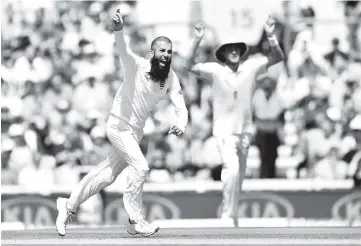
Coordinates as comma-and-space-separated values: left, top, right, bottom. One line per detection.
147, 56, 171, 86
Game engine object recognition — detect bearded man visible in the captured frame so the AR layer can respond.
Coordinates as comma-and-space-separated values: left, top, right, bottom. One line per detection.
55, 9, 188, 237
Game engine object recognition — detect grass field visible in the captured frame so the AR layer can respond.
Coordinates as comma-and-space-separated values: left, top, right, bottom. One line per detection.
2, 226, 361, 246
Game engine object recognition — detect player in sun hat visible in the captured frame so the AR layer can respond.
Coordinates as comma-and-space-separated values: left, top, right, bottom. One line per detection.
213, 37, 249, 64
186, 15, 285, 226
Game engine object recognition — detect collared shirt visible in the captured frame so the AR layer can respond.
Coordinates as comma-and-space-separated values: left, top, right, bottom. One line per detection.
111, 31, 188, 132
252, 88, 284, 132
192, 57, 267, 136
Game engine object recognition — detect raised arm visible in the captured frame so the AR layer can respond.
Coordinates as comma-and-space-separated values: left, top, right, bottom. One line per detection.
112, 10, 138, 68
167, 71, 188, 137
186, 23, 205, 73
185, 23, 217, 81
261, 16, 285, 71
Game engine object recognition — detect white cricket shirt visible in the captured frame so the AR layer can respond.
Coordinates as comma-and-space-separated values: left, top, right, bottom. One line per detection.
193, 57, 267, 137
110, 31, 188, 132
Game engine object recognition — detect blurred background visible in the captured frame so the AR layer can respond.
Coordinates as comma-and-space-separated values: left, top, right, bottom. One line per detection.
1, 0, 361, 228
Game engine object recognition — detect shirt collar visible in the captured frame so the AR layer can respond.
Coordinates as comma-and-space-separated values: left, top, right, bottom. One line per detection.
223, 62, 244, 74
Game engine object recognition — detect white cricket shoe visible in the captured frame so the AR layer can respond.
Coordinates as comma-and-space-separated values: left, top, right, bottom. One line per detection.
221, 216, 239, 227
56, 197, 74, 236
126, 218, 159, 237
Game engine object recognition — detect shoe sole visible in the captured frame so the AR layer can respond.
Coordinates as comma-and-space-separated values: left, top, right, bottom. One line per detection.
127, 226, 160, 237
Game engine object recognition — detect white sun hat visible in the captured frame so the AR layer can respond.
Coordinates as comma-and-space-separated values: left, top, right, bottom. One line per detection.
214, 36, 248, 63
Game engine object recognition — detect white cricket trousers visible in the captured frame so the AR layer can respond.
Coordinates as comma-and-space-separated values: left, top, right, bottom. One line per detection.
216, 133, 250, 219
67, 114, 149, 222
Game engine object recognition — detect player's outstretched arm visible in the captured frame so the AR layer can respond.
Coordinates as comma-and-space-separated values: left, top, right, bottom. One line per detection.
184, 23, 216, 82
263, 16, 285, 68
167, 72, 188, 137
112, 9, 138, 67
185, 23, 205, 71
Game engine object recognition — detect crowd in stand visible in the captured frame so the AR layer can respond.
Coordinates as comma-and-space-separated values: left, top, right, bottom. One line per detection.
1, 1, 361, 188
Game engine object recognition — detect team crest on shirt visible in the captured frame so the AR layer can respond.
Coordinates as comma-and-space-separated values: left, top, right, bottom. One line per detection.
145, 72, 151, 80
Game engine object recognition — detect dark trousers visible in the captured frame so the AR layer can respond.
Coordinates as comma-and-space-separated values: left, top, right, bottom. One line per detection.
255, 130, 280, 178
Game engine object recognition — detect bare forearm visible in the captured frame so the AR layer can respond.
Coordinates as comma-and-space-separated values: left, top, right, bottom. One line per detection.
266, 35, 285, 68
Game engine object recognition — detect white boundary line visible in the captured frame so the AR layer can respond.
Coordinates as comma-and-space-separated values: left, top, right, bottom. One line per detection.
2, 218, 360, 231
2, 238, 361, 245
1, 179, 354, 194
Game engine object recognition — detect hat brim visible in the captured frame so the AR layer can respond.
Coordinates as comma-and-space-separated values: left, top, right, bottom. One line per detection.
214, 42, 248, 63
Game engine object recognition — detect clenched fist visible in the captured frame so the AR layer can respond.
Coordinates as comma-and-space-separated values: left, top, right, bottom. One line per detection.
168, 126, 184, 137
112, 9, 124, 31
193, 22, 205, 40
264, 15, 276, 36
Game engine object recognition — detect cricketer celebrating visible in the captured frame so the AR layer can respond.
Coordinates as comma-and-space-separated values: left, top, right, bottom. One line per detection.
56, 10, 188, 237
186, 16, 284, 225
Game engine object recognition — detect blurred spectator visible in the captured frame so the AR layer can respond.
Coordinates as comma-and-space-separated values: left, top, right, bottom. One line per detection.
84, 125, 112, 166
329, 63, 361, 117
54, 150, 80, 186
296, 112, 340, 178
287, 6, 335, 80
148, 149, 172, 183
164, 134, 188, 178
21, 80, 44, 121
18, 155, 56, 193
323, 38, 349, 74
7, 124, 35, 175
344, 115, 361, 186
343, 1, 361, 57
42, 74, 73, 116
47, 100, 72, 130
314, 141, 348, 180
1, 138, 17, 185
72, 75, 112, 117
252, 63, 285, 178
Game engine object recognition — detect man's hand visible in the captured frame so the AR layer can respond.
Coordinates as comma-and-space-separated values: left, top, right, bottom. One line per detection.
168, 126, 184, 137
112, 9, 124, 31
264, 15, 276, 36
194, 22, 205, 40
